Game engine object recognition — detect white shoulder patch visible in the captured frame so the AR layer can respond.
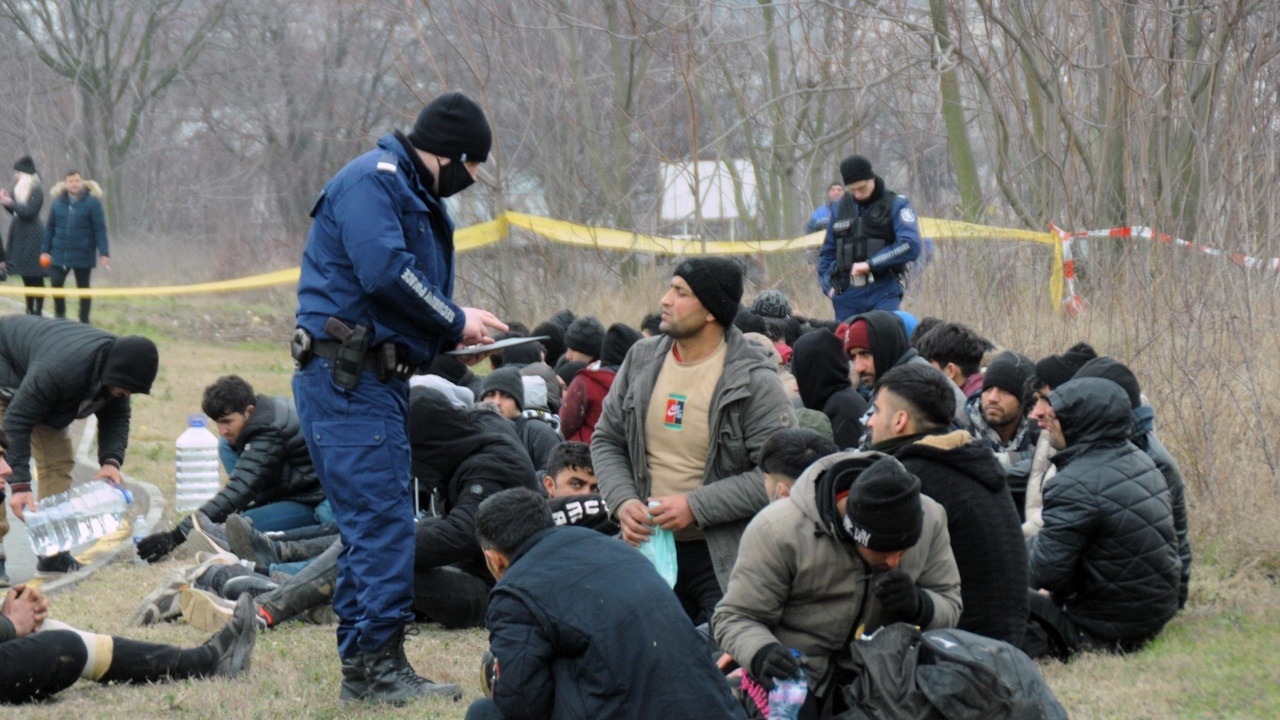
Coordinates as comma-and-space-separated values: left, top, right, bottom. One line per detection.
900, 207, 916, 224
377, 161, 397, 174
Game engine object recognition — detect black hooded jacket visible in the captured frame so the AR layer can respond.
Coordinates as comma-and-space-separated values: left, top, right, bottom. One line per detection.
0, 315, 141, 491
1029, 378, 1180, 643
792, 329, 866, 448
885, 431, 1029, 646
410, 387, 539, 577
181, 394, 323, 532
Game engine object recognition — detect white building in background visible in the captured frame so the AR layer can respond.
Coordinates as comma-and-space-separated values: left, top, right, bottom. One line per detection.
659, 160, 758, 241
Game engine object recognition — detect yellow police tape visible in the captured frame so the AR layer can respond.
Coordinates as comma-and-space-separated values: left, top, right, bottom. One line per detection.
0, 212, 1063, 306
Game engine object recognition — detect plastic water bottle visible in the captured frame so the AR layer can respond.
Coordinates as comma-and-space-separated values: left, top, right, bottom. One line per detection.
767, 650, 807, 720
25, 481, 133, 556
132, 515, 151, 564
175, 414, 221, 512
637, 500, 678, 588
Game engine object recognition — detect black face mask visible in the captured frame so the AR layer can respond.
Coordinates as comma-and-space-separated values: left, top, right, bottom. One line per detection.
435, 159, 475, 198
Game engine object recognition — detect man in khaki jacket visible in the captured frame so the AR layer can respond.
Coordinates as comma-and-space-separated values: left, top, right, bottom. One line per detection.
714, 452, 961, 717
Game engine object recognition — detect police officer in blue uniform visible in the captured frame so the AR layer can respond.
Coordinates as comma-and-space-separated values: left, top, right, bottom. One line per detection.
291, 91, 506, 705
816, 155, 923, 320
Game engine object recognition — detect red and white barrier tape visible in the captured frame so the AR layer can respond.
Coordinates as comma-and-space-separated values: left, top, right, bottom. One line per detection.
1066, 225, 1280, 272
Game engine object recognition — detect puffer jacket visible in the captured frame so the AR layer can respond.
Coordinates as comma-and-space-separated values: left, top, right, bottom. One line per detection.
1028, 378, 1179, 644
42, 180, 108, 268
1135, 429, 1192, 609
593, 327, 798, 590
713, 450, 962, 697
183, 394, 323, 531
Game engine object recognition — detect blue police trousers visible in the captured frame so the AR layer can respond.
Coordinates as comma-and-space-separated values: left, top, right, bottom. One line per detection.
293, 358, 415, 658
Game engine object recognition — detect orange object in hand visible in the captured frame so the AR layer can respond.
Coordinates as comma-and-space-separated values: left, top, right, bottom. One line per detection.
39, 254, 51, 268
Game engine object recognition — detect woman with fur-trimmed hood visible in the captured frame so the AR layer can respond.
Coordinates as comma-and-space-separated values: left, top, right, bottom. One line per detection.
0, 156, 47, 315
41, 169, 109, 324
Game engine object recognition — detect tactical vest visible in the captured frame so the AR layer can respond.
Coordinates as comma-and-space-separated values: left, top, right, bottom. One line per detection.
832, 190, 899, 278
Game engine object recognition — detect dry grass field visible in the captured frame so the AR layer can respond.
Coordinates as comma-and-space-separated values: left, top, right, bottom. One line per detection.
10, 236, 1280, 718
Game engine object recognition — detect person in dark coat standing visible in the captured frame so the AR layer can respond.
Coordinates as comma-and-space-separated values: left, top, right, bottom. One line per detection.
1026, 377, 1180, 658
0, 314, 157, 576
1, 156, 48, 316
40, 170, 108, 324
466, 488, 745, 720
867, 363, 1029, 646
791, 328, 867, 449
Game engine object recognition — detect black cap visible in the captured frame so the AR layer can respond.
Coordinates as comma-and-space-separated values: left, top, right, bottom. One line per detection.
750, 289, 792, 319
840, 155, 875, 185
1034, 342, 1097, 390
840, 456, 924, 552
983, 351, 1035, 397
565, 316, 606, 359
1074, 356, 1142, 409
532, 321, 567, 366
481, 366, 525, 412
407, 92, 492, 163
600, 323, 642, 368
100, 336, 159, 395
673, 257, 744, 328
14, 156, 36, 174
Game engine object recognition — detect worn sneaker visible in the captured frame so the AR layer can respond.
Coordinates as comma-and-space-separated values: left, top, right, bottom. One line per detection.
180, 587, 238, 633
225, 514, 277, 570
36, 551, 83, 575
192, 512, 232, 552
206, 593, 259, 677
129, 570, 192, 626
181, 525, 223, 557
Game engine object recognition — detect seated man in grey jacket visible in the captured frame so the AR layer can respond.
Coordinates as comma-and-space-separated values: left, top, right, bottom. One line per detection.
137, 375, 325, 561
714, 453, 962, 718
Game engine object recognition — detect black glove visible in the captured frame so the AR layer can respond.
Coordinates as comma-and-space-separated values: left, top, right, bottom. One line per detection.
749, 642, 800, 691
872, 569, 922, 622
137, 527, 186, 563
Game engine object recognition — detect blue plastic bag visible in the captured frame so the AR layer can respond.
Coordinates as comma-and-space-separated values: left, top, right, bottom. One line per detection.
637, 500, 678, 587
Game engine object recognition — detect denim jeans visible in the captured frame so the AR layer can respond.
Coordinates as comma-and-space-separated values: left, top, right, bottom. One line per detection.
243, 501, 322, 532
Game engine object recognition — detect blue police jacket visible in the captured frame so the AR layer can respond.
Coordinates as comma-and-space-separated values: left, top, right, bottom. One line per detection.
816, 193, 922, 320
296, 133, 467, 368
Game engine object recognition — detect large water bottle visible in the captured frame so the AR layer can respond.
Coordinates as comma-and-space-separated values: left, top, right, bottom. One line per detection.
637, 500, 678, 588
175, 414, 221, 512
25, 480, 133, 556
767, 650, 808, 720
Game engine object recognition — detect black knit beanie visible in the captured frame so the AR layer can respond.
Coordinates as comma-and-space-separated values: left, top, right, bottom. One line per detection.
839, 155, 875, 185
481, 366, 525, 412
532, 321, 566, 366
841, 456, 924, 552
555, 359, 588, 387
407, 92, 492, 163
100, 336, 159, 394
983, 351, 1035, 397
600, 323, 642, 369
1074, 357, 1142, 409
565, 316, 606, 359
548, 309, 577, 332
14, 156, 36, 174
750, 289, 792, 320
1034, 342, 1098, 390
673, 257, 743, 328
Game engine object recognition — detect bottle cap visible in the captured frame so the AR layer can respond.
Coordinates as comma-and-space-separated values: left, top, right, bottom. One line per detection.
188, 414, 208, 428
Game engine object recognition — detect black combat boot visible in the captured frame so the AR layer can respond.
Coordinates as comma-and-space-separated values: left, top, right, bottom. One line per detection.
359, 626, 461, 705
340, 655, 369, 702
